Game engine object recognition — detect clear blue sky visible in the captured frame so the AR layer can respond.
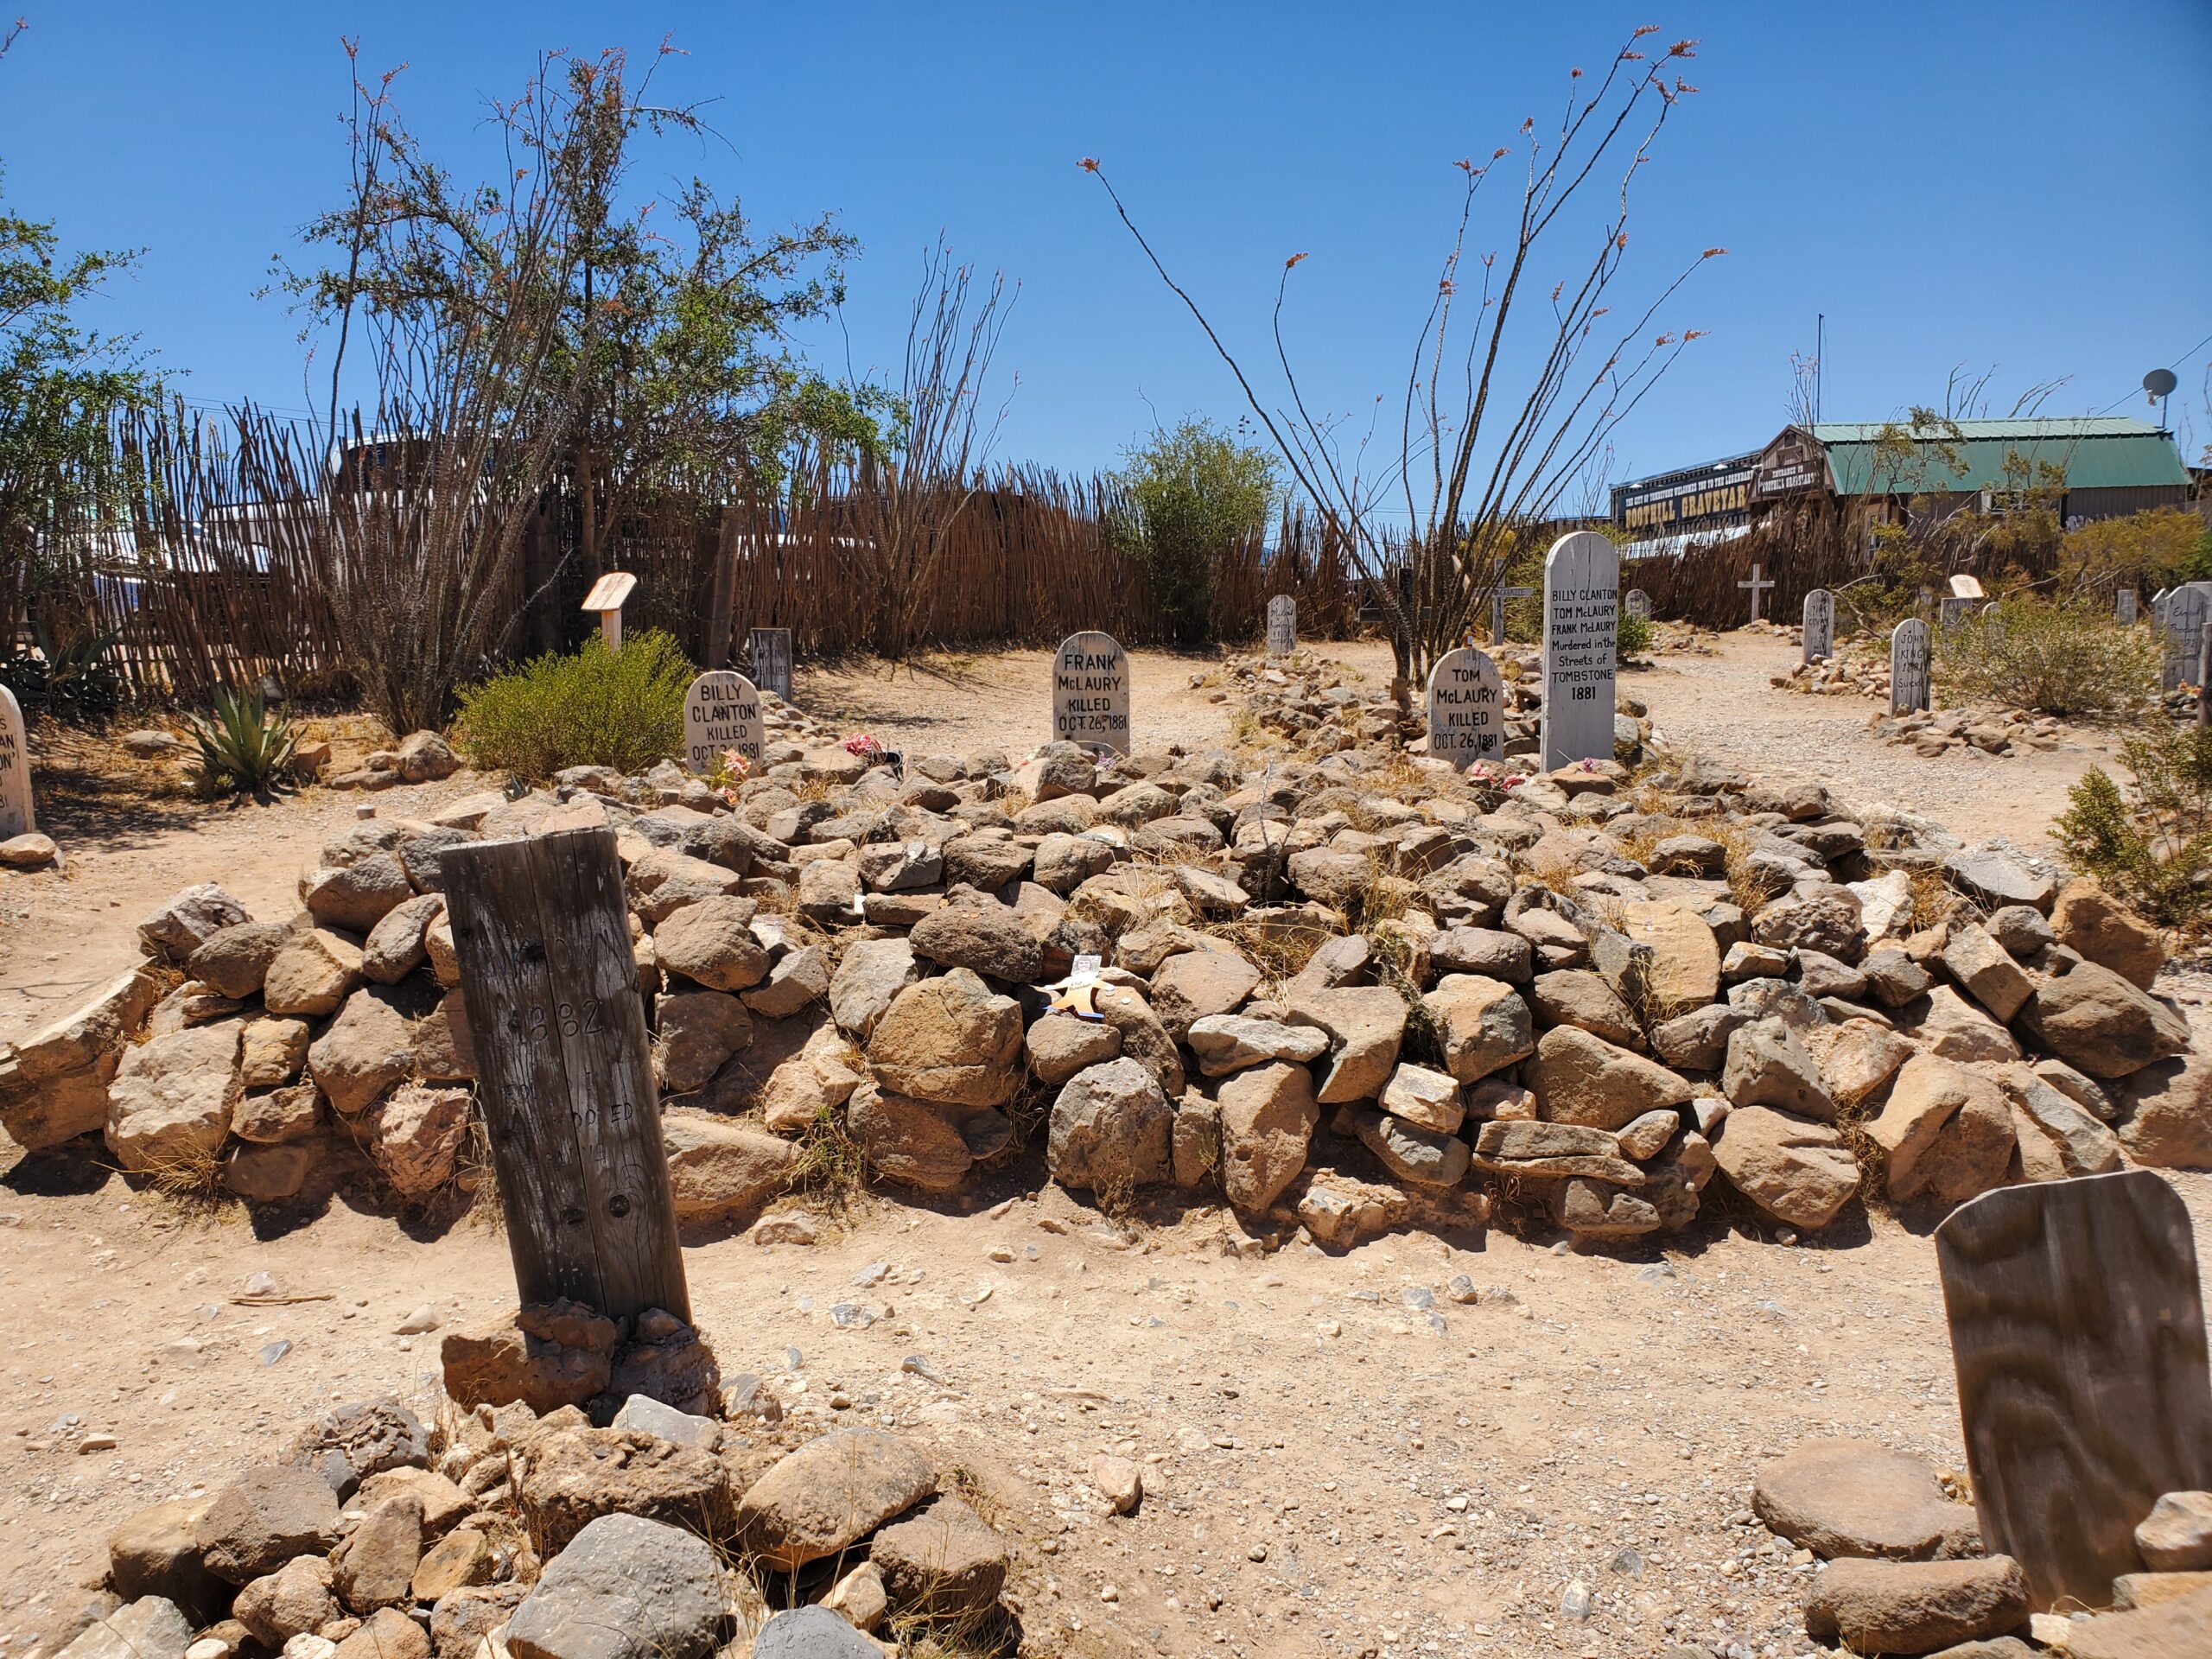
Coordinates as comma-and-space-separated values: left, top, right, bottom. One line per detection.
5, 2, 2208, 500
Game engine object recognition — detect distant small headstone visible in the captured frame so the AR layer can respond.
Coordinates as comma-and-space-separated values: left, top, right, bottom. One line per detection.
0, 686, 29, 839
2114, 588, 2138, 626
683, 671, 762, 772
1053, 631, 1130, 753
1426, 646, 1505, 770
1266, 594, 1296, 658
1948, 573, 1986, 600
2164, 588, 2209, 692
1540, 531, 1618, 771
747, 627, 793, 702
1891, 618, 1931, 715
1802, 588, 1834, 663
1624, 588, 1651, 622
1938, 595, 1973, 632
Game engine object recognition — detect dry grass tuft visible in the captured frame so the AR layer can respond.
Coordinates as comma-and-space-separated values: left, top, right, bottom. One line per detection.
783, 1103, 873, 1222
130, 1137, 235, 1217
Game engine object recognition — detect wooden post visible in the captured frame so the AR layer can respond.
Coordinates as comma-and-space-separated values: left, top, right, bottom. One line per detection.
439, 827, 689, 1323
582, 571, 637, 653
704, 508, 741, 671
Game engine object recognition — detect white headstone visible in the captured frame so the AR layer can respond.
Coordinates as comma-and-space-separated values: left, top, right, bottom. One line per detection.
1540, 531, 1618, 772
683, 671, 762, 772
2164, 588, 2209, 692
747, 627, 792, 702
0, 685, 29, 839
2114, 588, 2138, 626
1052, 631, 1130, 753
1890, 619, 1931, 715
1426, 646, 1506, 771
1266, 594, 1296, 658
1624, 588, 1651, 622
1802, 588, 1835, 664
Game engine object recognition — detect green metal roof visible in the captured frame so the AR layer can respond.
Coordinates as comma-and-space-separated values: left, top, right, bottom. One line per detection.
1805, 417, 2187, 496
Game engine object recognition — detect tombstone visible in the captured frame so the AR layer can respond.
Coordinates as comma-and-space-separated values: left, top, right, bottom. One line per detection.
682, 671, 762, 772
2164, 586, 2209, 692
1948, 573, 1986, 600
1265, 594, 1297, 658
1539, 531, 1618, 772
1624, 588, 1651, 622
2114, 588, 2138, 626
2151, 588, 2171, 629
1935, 1171, 2212, 1613
1425, 646, 1506, 770
581, 570, 637, 650
1890, 618, 1932, 714
1052, 630, 1130, 753
1981, 601, 2005, 644
0, 685, 29, 840
1801, 588, 1834, 664
747, 627, 793, 702
1737, 563, 1776, 624
1938, 595, 1973, 633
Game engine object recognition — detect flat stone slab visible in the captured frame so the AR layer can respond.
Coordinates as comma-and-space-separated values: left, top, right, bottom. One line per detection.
1754, 1438, 1981, 1560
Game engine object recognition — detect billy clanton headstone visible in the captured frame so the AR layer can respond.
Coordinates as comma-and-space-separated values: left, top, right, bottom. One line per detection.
682, 671, 762, 772
0, 686, 29, 839
1426, 646, 1505, 770
1539, 531, 1618, 771
1053, 631, 1130, 753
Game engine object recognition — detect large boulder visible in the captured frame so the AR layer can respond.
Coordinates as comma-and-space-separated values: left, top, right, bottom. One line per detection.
188, 921, 293, 1000
232, 1554, 338, 1645
1420, 975, 1534, 1085
849, 1079, 994, 1193
661, 1109, 798, 1225
1214, 1061, 1320, 1211
308, 987, 416, 1115
1149, 950, 1262, 1038
1945, 846, 2056, 913
1094, 984, 1187, 1096
1721, 1020, 1834, 1119
505, 1513, 722, 1659
331, 1491, 423, 1612
1751, 886, 1864, 962
2019, 960, 2189, 1080
1801, 1020, 1916, 1113
1185, 1014, 1329, 1077
735, 1429, 937, 1572
1048, 1058, 1173, 1192
653, 898, 772, 991
2050, 879, 2164, 989
866, 969, 1022, 1109
107, 1499, 225, 1624
137, 884, 251, 962
53, 1599, 191, 1659
1616, 899, 1722, 1014
364, 1084, 471, 1199
1867, 1054, 2016, 1208
261, 928, 365, 1018
302, 855, 414, 933
105, 1021, 240, 1174
1527, 1026, 1694, 1131
1754, 1440, 1982, 1560
1942, 924, 2035, 1022
1804, 1555, 2029, 1656
1709, 1104, 1860, 1231
361, 894, 445, 985
439, 1300, 617, 1414
907, 901, 1046, 983
1341, 1106, 1471, 1187
2113, 1044, 2212, 1170
517, 1427, 732, 1557
869, 1492, 1008, 1618
1281, 984, 1408, 1103
828, 938, 918, 1040
1529, 969, 1643, 1049
194, 1463, 341, 1583
1024, 1009, 1123, 1084
652, 990, 753, 1095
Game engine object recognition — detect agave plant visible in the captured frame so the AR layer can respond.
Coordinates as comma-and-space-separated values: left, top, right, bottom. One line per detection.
185, 686, 300, 799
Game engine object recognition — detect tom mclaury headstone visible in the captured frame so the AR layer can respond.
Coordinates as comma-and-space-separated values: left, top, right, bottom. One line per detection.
1266, 594, 1296, 657
1540, 531, 1618, 772
0, 686, 29, 839
1426, 646, 1505, 770
1053, 630, 1130, 753
1802, 588, 1835, 663
1891, 619, 1932, 715
747, 627, 793, 702
683, 671, 762, 772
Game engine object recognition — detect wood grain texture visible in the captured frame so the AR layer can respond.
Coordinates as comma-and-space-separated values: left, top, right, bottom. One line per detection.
440, 826, 690, 1324
1935, 1170, 2212, 1613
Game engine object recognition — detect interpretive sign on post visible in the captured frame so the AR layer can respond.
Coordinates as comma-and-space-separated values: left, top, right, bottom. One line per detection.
582, 571, 637, 651
1891, 618, 1931, 714
1426, 646, 1505, 771
2165, 588, 2209, 692
1539, 531, 1618, 772
1488, 560, 1535, 645
1802, 588, 1834, 664
0, 686, 29, 840
1266, 594, 1296, 657
2114, 588, 2137, 626
682, 671, 762, 772
1052, 631, 1130, 753
1738, 563, 1775, 624
747, 627, 792, 702
1624, 588, 1651, 622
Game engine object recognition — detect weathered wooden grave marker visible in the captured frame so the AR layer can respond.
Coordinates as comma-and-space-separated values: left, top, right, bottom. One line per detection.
1737, 563, 1775, 624
1624, 588, 1651, 623
1052, 630, 1130, 753
683, 671, 763, 772
1488, 560, 1535, 645
1890, 618, 1931, 714
747, 626, 793, 702
1938, 594, 1974, 632
1425, 646, 1504, 770
1266, 594, 1296, 658
2164, 586, 2208, 692
581, 570, 637, 651
1540, 531, 1618, 772
1935, 1171, 2212, 1613
0, 686, 30, 840
2113, 588, 2137, 626
440, 826, 689, 1323
1801, 588, 1834, 663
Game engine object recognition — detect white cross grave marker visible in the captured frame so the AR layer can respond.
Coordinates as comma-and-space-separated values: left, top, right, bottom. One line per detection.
1738, 563, 1776, 624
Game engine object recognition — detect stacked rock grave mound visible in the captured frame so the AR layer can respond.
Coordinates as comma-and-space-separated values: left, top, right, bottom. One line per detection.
0, 651, 2198, 1255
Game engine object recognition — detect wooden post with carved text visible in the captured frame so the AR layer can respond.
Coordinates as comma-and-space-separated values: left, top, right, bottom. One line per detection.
439, 827, 689, 1323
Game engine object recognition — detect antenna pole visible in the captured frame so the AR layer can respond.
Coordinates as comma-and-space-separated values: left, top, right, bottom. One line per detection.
1815, 314, 1824, 423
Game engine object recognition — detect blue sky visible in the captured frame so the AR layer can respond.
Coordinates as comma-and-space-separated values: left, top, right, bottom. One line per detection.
4, 2, 2208, 499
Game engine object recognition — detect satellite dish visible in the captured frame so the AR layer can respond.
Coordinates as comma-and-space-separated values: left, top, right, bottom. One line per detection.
2144, 367, 2179, 397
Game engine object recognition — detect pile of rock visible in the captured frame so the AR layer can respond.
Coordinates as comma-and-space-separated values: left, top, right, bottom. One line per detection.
1868, 706, 2068, 760
1751, 1438, 2212, 1656
321, 732, 463, 792
83, 1384, 1014, 1659
1777, 645, 1891, 702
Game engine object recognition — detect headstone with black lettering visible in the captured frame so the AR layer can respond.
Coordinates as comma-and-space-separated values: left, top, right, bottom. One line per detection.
1539, 531, 1618, 772
2165, 588, 2209, 693
1426, 646, 1505, 770
0, 686, 29, 839
1266, 594, 1296, 658
1053, 631, 1130, 753
1802, 588, 1835, 663
1624, 588, 1651, 622
1891, 618, 1932, 715
2114, 588, 2137, 626
747, 627, 793, 702
682, 671, 762, 772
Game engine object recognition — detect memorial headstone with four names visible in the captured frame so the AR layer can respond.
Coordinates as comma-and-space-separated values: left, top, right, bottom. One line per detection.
1266, 594, 1296, 658
682, 671, 763, 772
1052, 630, 1131, 753
0, 685, 30, 839
2164, 587, 2209, 693
2114, 588, 2138, 626
1801, 588, 1834, 664
1891, 618, 1932, 715
747, 627, 793, 702
1425, 646, 1505, 771
1539, 531, 1618, 772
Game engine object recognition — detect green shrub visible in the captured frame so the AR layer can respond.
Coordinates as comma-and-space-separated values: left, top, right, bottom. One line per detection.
2, 626, 128, 725
1616, 611, 1653, 661
455, 631, 691, 779
1110, 416, 1277, 647
1936, 596, 2158, 719
2054, 721, 2212, 934
185, 685, 299, 798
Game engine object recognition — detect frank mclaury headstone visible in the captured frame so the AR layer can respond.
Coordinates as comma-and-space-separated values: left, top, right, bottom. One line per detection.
0, 685, 29, 839
682, 671, 762, 772
1891, 618, 1932, 715
1053, 630, 1130, 753
1802, 588, 1835, 663
1426, 646, 1505, 770
1266, 594, 1296, 658
1539, 531, 1618, 772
